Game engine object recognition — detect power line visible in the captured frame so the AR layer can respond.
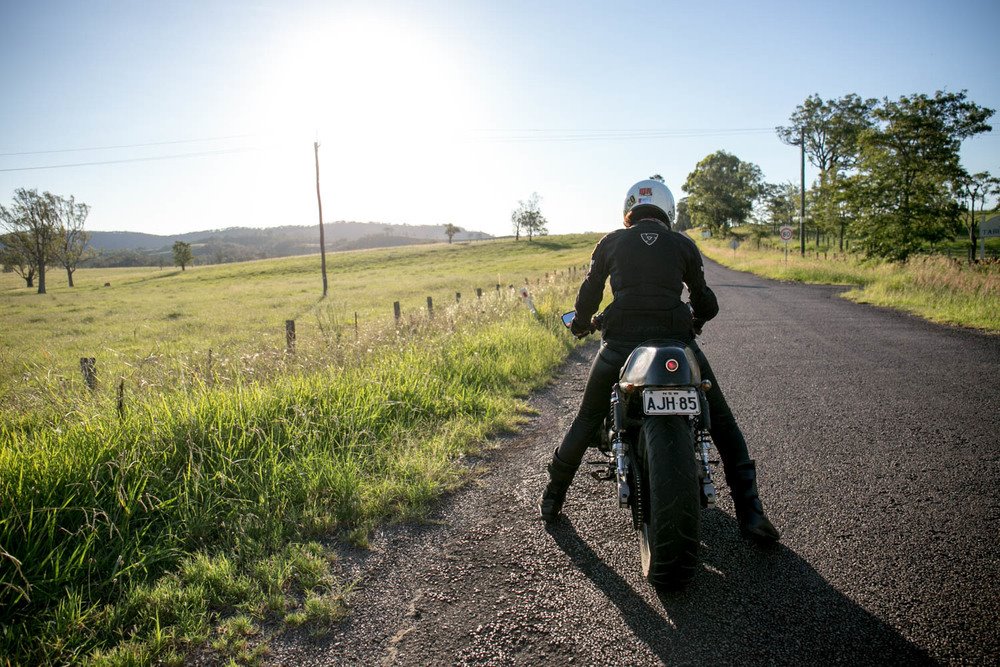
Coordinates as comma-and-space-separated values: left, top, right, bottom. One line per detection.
0, 127, 777, 159
470, 127, 777, 142
0, 147, 257, 173
0, 134, 256, 158
0, 127, 780, 173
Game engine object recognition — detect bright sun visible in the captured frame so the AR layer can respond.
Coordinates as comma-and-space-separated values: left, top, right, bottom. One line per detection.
252, 13, 487, 223
261, 16, 477, 148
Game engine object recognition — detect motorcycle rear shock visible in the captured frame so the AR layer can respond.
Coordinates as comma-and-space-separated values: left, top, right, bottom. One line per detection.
697, 427, 717, 508
610, 385, 630, 507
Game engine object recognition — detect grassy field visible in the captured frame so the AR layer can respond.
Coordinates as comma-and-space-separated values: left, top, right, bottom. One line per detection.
693, 231, 1000, 332
0, 235, 598, 411
0, 235, 600, 665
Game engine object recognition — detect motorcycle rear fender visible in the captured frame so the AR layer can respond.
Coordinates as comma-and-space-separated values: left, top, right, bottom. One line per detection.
619, 339, 701, 389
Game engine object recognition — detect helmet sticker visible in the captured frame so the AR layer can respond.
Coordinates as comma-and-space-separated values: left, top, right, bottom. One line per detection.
625, 194, 636, 210
639, 187, 653, 196
638, 197, 651, 204
641, 233, 659, 246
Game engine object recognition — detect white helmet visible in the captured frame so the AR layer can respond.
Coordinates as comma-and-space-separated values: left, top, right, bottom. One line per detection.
623, 179, 676, 227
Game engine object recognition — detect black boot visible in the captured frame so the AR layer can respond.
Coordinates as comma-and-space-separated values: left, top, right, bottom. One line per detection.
726, 460, 780, 543
539, 449, 579, 522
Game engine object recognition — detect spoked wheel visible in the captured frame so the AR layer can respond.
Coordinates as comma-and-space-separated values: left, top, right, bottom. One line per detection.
636, 415, 700, 591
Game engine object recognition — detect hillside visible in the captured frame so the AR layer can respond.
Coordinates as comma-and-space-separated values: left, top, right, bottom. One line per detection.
85, 221, 494, 267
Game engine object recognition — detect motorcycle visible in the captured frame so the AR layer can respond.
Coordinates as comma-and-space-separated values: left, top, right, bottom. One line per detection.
561, 310, 717, 590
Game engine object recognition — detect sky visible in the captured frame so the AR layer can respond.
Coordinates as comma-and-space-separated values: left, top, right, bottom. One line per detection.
1, 0, 998, 237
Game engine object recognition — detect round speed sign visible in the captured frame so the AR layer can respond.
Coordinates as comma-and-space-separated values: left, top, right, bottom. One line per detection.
779, 225, 793, 242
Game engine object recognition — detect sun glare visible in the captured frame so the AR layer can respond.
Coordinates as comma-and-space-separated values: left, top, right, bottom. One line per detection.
252, 14, 488, 223
261, 17, 476, 145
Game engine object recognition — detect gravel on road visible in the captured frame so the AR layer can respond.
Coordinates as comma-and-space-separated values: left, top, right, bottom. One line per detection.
266, 258, 999, 666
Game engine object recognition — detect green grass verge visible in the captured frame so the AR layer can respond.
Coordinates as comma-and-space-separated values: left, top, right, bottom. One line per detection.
694, 231, 1000, 332
0, 238, 594, 665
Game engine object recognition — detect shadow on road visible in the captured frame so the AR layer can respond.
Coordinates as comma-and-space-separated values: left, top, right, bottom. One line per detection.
547, 513, 934, 665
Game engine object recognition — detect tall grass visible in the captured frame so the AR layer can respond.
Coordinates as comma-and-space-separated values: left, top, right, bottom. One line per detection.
694, 233, 1000, 332
0, 240, 591, 664
0, 235, 599, 401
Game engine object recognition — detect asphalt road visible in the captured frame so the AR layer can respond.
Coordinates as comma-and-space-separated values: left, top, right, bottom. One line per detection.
267, 258, 1000, 666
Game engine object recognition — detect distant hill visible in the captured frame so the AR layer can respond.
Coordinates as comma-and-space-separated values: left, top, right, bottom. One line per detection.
84, 222, 493, 267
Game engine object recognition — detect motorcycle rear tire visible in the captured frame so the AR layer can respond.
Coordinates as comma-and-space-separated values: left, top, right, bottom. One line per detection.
637, 415, 700, 590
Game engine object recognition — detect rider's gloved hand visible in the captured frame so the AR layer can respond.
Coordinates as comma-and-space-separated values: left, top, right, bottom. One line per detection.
570, 317, 592, 339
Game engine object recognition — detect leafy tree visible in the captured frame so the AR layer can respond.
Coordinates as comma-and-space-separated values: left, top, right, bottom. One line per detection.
51, 195, 91, 287
682, 151, 764, 232
674, 197, 691, 231
511, 193, 548, 241
172, 241, 193, 270
0, 232, 36, 287
844, 90, 993, 260
955, 170, 1000, 262
444, 223, 461, 244
0, 189, 60, 294
777, 93, 876, 248
759, 182, 800, 233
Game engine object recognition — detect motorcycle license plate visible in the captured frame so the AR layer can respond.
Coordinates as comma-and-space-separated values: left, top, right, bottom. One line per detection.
642, 388, 700, 415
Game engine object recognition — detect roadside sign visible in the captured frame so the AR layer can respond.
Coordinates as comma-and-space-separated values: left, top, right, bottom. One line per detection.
980, 216, 1000, 260
779, 225, 793, 242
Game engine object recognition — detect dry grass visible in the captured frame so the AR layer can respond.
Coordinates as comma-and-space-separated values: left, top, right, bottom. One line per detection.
695, 233, 999, 332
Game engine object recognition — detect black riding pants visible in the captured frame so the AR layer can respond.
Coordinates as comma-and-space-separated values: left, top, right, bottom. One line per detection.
556, 340, 752, 471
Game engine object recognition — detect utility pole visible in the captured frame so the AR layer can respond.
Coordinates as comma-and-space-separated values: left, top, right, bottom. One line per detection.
799, 128, 806, 257
314, 141, 328, 298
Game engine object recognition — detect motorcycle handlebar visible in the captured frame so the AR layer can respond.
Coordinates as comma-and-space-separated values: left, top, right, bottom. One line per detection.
563, 307, 706, 338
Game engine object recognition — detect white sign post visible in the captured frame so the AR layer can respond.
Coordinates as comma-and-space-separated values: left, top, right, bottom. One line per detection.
980, 216, 1000, 260
779, 225, 793, 263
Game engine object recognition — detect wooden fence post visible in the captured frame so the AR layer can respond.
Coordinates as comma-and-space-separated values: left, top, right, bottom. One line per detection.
476, 288, 482, 299
285, 320, 296, 353
427, 296, 434, 317
456, 292, 461, 303
496, 283, 500, 294
394, 301, 401, 323
116, 378, 125, 419
355, 312, 359, 334
207, 348, 214, 386
80, 357, 97, 391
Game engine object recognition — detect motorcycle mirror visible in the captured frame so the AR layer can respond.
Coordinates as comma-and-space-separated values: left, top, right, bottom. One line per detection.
561, 311, 576, 328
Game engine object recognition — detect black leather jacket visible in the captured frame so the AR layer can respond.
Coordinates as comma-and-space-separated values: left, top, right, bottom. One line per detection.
574, 219, 719, 343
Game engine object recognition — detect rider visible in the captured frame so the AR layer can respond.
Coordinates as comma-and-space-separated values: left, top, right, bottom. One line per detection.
539, 179, 780, 542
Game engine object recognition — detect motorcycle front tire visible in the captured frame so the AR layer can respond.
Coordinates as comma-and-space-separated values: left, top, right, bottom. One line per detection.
637, 415, 700, 590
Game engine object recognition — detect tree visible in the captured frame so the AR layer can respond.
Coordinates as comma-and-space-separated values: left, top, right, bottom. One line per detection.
173, 241, 193, 270
511, 192, 548, 241
0, 232, 36, 287
955, 170, 1000, 262
682, 151, 764, 233
0, 189, 60, 294
674, 198, 691, 231
51, 195, 91, 287
777, 93, 877, 248
444, 223, 461, 244
759, 182, 800, 233
844, 90, 994, 261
